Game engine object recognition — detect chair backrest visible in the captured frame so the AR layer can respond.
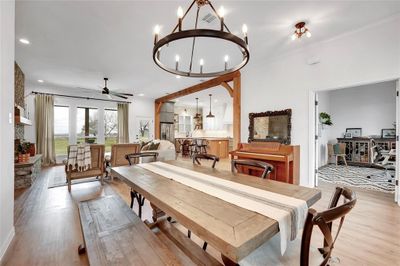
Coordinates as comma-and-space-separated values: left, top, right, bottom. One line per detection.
193, 153, 220, 168
125, 152, 159, 165
111, 143, 140, 167
66, 144, 105, 171
231, 159, 274, 179
300, 187, 357, 266
333, 143, 346, 155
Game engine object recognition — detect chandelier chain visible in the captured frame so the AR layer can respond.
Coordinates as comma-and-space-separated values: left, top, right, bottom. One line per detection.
189, 6, 200, 73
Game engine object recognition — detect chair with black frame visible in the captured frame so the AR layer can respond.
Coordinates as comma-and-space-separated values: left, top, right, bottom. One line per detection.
231, 159, 274, 179
369, 140, 396, 182
187, 153, 220, 251
192, 153, 220, 168
125, 152, 158, 218
240, 186, 357, 266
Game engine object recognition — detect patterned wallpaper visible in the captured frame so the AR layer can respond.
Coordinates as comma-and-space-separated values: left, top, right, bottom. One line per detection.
15, 62, 25, 140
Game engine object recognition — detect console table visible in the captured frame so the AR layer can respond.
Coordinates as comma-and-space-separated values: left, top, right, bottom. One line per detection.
337, 138, 395, 166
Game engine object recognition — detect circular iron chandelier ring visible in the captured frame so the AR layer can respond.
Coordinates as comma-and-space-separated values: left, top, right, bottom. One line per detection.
153, 29, 250, 78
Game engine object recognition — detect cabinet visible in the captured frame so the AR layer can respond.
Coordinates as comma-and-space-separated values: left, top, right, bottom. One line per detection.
207, 139, 229, 159
337, 137, 396, 166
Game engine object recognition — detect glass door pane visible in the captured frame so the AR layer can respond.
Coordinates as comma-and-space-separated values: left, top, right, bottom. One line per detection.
104, 109, 118, 152
77, 107, 98, 144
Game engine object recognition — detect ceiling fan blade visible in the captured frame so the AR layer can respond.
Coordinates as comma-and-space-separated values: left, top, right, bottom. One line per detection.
109, 93, 128, 99
109, 91, 130, 98
116, 93, 134, 96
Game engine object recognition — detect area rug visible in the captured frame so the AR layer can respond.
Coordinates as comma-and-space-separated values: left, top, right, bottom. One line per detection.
318, 164, 395, 193
48, 174, 100, 189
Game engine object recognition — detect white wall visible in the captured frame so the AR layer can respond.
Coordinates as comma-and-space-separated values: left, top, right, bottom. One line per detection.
0, 0, 15, 261
241, 15, 400, 186
327, 81, 396, 141
24, 84, 154, 144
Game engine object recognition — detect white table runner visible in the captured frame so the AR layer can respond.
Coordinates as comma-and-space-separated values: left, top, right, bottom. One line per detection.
138, 161, 308, 255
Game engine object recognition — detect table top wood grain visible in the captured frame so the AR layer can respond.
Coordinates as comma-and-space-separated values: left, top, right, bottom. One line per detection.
111, 161, 321, 262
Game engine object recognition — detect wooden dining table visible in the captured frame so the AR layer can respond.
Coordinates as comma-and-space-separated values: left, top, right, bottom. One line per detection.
111, 160, 321, 265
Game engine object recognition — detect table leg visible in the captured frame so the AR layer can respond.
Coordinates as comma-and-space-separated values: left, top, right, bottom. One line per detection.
221, 254, 239, 266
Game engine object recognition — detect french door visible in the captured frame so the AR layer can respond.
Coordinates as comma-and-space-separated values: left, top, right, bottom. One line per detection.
396, 79, 400, 204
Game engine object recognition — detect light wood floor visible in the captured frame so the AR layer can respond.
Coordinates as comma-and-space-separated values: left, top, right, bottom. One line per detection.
2, 158, 400, 266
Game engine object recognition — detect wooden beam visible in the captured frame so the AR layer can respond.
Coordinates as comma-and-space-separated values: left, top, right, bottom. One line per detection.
220, 82, 233, 97
233, 75, 241, 149
155, 71, 240, 103
154, 102, 162, 139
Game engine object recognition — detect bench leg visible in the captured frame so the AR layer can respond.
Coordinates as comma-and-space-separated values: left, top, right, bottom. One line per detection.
78, 244, 86, 255
221, 254, 239, 266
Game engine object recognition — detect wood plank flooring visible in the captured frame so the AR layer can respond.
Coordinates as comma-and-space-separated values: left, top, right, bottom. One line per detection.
1, 158, 400, 266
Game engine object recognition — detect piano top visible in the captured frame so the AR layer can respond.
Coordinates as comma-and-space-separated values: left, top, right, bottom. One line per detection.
230, 142, 298, 158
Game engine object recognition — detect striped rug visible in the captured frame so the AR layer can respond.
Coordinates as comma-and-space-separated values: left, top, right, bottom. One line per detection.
318, 164, 395, 193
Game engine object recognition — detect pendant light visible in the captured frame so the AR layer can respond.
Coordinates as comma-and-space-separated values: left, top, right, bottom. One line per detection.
206, 94, 215, 118
194, 97, 201, 119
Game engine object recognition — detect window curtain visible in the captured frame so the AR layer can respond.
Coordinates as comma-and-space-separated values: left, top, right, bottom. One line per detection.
35, 94, 56, 165
117, 103, 129, 143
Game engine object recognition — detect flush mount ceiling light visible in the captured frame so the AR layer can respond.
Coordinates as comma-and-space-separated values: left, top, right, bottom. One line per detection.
37, 79, 44, 83
291, 21, 311, 40
19, 38, 30, 44
206, 94, 215, 118
153, 0, 250, 78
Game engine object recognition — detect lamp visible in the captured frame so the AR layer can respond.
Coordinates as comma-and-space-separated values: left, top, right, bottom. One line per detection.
206, 94, 215, 118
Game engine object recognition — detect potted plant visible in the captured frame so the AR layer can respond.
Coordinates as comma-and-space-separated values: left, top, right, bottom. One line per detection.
319, 112, 333, 127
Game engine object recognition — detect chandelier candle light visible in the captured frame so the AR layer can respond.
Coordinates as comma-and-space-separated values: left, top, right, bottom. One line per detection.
152, 0, 250, 78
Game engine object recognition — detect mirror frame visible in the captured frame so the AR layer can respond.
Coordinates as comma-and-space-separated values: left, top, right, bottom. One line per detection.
248, 109, 292, 144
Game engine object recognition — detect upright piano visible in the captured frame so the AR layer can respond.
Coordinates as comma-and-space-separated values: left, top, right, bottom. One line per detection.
230, 142, 300, 184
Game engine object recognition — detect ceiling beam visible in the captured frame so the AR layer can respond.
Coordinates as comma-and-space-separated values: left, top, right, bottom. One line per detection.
155, 71, 240, 103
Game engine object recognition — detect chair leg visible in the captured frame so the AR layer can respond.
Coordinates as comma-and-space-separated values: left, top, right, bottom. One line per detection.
343, 156, 348, 166
202, 242, 208, 251
100, 173, 104, 185
187, 230, 191, 238
68, 177, 71, 192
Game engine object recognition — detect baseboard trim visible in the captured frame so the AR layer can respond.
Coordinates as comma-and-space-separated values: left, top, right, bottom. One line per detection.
0, 226, 15, 263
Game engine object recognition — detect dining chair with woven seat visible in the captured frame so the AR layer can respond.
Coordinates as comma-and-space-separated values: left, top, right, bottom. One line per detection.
193, 153, 220, 168
231, 159, 274, 179
239, 186, 357, 266
125, 152, 158, 218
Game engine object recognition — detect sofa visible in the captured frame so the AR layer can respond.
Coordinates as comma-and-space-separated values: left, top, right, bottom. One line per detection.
141, 139, 176, 162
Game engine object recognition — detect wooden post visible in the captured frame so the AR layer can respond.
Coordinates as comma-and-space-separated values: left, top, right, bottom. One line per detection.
233, 74, 241, 149
155, 102, 162, 139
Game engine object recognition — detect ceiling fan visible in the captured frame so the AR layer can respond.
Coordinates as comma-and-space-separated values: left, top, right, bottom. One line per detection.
101, 78, 133, 99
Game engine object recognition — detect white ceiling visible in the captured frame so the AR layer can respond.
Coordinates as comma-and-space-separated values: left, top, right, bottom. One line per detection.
15, 0, 400, 100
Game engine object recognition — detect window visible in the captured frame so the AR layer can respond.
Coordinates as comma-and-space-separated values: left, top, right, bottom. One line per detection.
77, 107, 98, 144
178, 115, 192, 133
54, 105, 69, 162
104, 109, 118, 152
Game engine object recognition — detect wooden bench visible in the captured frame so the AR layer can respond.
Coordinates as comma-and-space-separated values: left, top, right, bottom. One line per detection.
78, 195, 221, 266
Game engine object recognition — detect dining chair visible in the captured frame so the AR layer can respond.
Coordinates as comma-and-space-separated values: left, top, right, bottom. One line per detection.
231, 159, 274, 179
125, 152, 158, 218
105, 143, 140, 179
193, 153, 220, 168
239, 186, 357, 266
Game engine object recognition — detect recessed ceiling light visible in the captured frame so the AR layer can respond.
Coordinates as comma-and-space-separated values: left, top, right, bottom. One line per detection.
214, 99, 218, 103
138, 93, 145, 97
176, 75, 181, 79
19, 38, 30, 44
37, 79, 44, 83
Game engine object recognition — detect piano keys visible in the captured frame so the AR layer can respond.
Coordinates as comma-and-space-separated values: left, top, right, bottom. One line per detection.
230, 142, 300, 184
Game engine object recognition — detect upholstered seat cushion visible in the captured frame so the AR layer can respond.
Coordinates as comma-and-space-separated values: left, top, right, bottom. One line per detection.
239, 233, 323, 266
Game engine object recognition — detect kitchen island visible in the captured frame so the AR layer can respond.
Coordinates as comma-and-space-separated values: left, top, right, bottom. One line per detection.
175, 137, 232, 158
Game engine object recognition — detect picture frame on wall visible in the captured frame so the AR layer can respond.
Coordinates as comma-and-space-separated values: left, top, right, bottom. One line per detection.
346, 128, 362, 138
381, 128, 396, 139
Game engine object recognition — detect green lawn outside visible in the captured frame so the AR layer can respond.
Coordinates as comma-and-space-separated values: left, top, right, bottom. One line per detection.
54, 136, 117, 155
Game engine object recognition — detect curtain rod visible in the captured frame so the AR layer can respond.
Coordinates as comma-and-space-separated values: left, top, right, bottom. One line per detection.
29, 91, 132, 104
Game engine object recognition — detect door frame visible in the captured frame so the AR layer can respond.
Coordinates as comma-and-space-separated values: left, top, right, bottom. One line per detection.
309, 78, 400, 205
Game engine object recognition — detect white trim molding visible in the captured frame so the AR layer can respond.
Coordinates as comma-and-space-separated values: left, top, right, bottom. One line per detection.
0, 226, 15, 263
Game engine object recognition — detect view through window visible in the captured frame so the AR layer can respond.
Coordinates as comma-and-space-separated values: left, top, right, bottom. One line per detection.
77, 107, 98, 144
104, 109, 118, 152
54, 105, 69, 162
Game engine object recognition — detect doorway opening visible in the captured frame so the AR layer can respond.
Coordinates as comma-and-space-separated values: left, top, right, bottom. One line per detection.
311, 79, 399, 203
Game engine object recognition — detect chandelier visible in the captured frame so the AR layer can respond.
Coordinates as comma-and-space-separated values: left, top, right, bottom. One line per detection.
291, 21, 311, 40
152, 0, 250, 78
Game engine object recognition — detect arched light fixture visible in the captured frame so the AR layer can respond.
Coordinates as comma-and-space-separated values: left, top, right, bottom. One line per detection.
153, 0, 250, 78
206, 94, 215, 118
291, 21, 311, 40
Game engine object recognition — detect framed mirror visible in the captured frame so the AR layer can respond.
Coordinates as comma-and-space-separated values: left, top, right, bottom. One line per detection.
248, 109, 292, 144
